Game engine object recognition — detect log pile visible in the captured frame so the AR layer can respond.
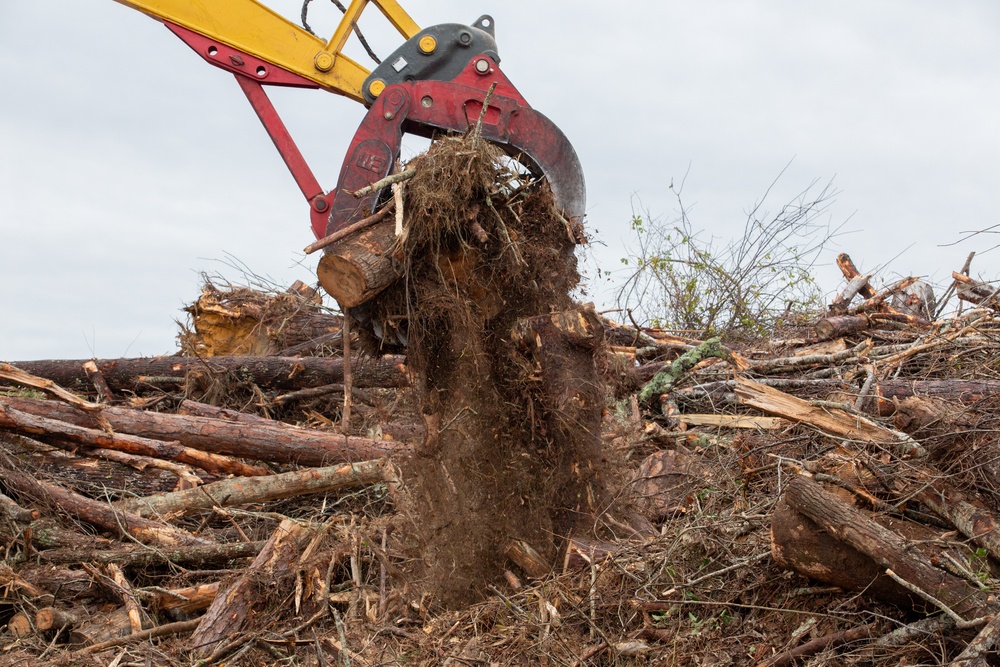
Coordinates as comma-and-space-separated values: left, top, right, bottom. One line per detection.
0, 255, 998, 664
8, 137, 1000, 665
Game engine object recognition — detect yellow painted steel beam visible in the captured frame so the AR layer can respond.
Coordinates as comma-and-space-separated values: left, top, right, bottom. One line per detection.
111, 0, 421, 103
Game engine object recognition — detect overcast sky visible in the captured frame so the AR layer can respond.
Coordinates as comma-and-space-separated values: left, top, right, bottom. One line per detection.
3, 1, 999, 360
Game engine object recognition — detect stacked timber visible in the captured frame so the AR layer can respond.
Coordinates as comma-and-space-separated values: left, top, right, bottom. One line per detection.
7, 248, 1000, 664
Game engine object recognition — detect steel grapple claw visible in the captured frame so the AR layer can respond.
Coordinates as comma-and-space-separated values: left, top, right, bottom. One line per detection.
318, 55, 586, 240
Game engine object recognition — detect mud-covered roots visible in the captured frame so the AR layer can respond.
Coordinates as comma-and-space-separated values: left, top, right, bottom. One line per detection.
373, 134, 605, 606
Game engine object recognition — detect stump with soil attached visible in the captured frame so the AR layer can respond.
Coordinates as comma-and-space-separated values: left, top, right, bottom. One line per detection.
350, 135, 605, 605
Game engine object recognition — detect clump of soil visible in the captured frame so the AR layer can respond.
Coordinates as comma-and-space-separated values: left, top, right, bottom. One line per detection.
369, 135, 606, 605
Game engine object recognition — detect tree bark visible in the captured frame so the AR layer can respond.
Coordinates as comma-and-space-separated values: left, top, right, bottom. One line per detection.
875, 380, 1000, 415
0, 466, 213, 549
770, 497, 915, 608
9, 354, 407, 394
0, 401, 266, 478
189, 518, 309, 656
36, 539, 264, 568
828, 273, 872, 314
3, 435, 183, 499
783, 476, 995, 621
119, 459, 387, 518
2, 397, 408, 466
70, 605, 150, 647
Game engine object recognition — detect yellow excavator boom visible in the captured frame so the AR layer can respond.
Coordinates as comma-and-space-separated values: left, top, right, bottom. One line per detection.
111, 0, 421, 103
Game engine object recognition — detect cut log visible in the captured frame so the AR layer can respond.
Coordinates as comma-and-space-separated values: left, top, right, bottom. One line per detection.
0, 401, 266, 477
836, 254, 877, 299
189, 518, 309, 656
35, 606, 83, 633
36, 539, 263, 568
70, 605, 149, 647
317, 219, 401, 308
176, 399, 277, 425
874, 380, 1000, 416
770, 497, 914, 608
0, 466, 213, 549
7, 612, 33, 638
2, 397, 407, 466
119, 459, 387, 518
152, 582, 220, 616
3, 436, 181, 499
783, 476, 995, 621
890, 280, 936, 320
814, 312, 930, 341
9, 354, 407, 394
14, 564, 104, 602
829, 273, 873, 314
815, 315, 870, 340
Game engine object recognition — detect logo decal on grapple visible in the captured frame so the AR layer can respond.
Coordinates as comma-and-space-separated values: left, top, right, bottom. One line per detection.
355, 151, 386, 174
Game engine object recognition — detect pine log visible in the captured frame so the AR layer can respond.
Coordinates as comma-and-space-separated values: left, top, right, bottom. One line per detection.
7, 612, 33, 638
874, 380, 1000, 415
36, 539, 264, 568
176, 399, 277, 425
119, 459, 387, 518
770, 497, 914, 608
9, 354, 407, 393
82, 360, 116, 404
829, 273, 873, 314
836, 254, 877, 299
35, 606, 83, 633
70, 605, 149, 647
0, 466, 213, 549
30, 519, 116, 551
783, 476, 995, 621
81, 447, 203, 489
815, 315, 871, 340
0, 401, 265, 478
77, 618, 201, 655
189, 518, 309, 656
1, 397, 407, 466
317, 219, 401, 308
275, 331, 343, 357
152, 582, 220, 616
14, 564, 104, 603
0, 363, 100, 412
3, 437, 181, 499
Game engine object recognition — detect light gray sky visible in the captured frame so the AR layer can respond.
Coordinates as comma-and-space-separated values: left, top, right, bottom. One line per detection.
2, 1, 999, 359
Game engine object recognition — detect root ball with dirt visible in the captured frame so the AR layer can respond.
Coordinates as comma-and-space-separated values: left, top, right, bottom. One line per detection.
365, 134, 607, 605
